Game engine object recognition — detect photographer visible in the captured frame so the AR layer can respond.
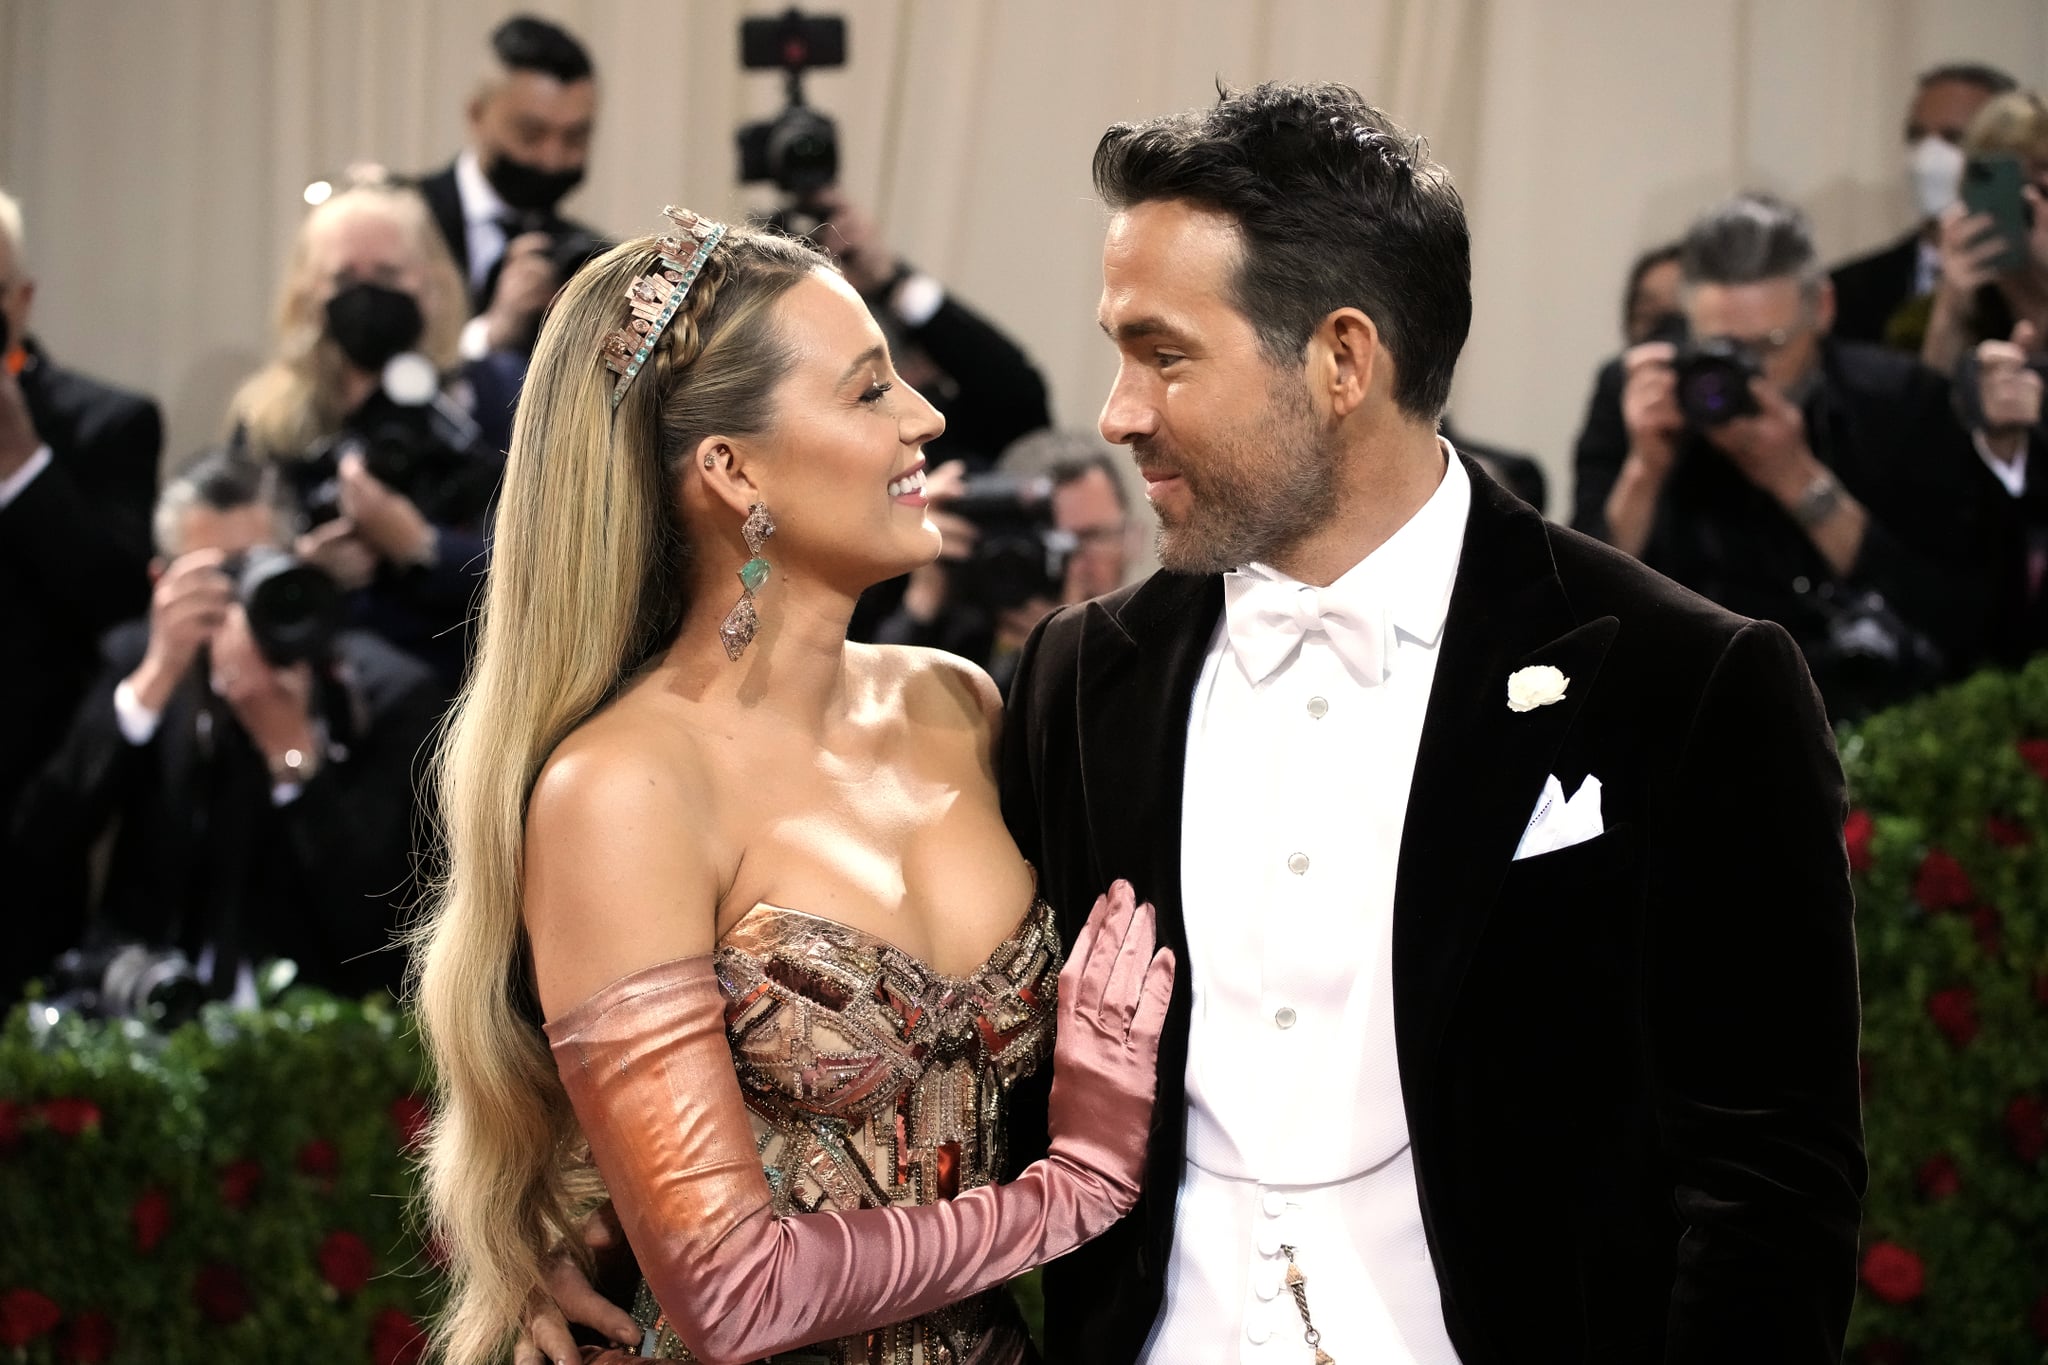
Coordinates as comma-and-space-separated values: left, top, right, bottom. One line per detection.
875, 436, 1132, 693
1573, 193, 1995, 719
0, 187, 163, 869
416, 14, 602, 361
811, 188, 1052, 471
10, 452, 441, 1004
228, 178, 509, 692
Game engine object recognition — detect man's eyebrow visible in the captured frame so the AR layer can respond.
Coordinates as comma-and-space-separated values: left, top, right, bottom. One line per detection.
837, 344, 887, 387
1097, 317, 1182, 342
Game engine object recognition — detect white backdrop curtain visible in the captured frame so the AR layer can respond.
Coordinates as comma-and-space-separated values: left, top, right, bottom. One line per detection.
4, 0, 2047, 518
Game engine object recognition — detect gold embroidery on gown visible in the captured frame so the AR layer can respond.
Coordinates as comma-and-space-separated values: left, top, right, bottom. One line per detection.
631, 896, 1059, 1364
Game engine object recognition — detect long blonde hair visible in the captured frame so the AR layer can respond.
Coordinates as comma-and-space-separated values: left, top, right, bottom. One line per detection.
229, 181, 468, 459
408, 221, 827, 1365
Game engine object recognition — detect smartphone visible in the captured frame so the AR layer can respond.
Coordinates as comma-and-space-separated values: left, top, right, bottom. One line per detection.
1961, 152, 2031, 274
740, 12, 846, 70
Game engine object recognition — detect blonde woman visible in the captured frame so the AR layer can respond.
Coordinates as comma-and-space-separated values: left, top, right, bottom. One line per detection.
230, 179, 516, 687
409, 209, 1173, 1365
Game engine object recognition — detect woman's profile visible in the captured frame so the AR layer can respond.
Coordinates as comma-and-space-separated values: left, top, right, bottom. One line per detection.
408, 207, 1172, 1365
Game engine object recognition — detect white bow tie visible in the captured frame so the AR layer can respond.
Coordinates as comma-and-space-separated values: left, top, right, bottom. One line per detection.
1222, 568, 1388, 687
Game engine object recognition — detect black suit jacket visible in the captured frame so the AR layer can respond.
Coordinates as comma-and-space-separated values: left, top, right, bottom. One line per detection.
415, 161, 599, 313
0, 342, 160, 834
1000, 460, 1865, 1365
12, 622, 442, 1001
1830, 232, 1921, 348
1570, 339, 1998, 713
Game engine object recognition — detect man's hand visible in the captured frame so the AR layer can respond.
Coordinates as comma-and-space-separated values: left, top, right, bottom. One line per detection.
1620, 340, 1684, 477
513, 1208, 641, 1365
126, 549, 236, 713
1976, 319, 2043, 462
1705, 378, 1814, 503
338, 453, 436, 566
0, 362, 43, 483
484, 231, 561, 354
209, 604, 318, 770
295, 517, 379, 592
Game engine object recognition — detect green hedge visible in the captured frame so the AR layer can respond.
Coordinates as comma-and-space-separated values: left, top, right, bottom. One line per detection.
0, 989, 437, 1365
1840, 659, 2048, 1361
4, 660, 2046, 1362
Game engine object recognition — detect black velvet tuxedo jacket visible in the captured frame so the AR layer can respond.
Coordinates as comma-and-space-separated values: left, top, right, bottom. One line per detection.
999, 459, 1865, 1365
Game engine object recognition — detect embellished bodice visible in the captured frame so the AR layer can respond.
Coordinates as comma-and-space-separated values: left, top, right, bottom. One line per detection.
632, 897, 1060, 1365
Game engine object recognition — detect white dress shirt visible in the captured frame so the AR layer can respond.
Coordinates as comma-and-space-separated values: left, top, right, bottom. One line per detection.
1139, 444, 1472, 1365
454, 150, 511, 360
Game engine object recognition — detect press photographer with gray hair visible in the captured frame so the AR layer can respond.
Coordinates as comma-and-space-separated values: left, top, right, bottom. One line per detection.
1572, 192, 1997, 719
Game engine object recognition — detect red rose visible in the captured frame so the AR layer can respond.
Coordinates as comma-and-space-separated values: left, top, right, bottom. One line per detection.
389, 1094, 430, 1151
130, 1187, 171, 1254
192, 1263, 248, 1325
58, 1310, 115, 1364
1860, 1241, 1926, 1305
1926, 986, 1979, 1047
1914, 1153, 1961, 1201
0, 1099, 21, 1155
1912, 849, 1974, 911
371, 1308, 428, 1365
317, 1230, 374, 1297
2007, 1095, 2048, 1164
1970, 907, 2004, 956
0, 1288, 62, 1348
1844, 809, 1874, 872
2019, 738, 2048, 780
219, 1159, 263, 1211
296, 1138, 339, 1183
35, 1097, 102, 1137
1987, 814, 2033, 848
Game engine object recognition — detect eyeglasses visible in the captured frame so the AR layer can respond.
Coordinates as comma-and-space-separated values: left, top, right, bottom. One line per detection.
1709, 321, 1813, 359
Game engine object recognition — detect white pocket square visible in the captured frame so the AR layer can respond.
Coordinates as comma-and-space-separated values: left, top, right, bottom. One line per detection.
1513, 773, 1604, 861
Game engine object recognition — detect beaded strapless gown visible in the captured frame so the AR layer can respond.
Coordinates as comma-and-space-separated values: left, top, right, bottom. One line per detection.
629, 896, 1061, 1365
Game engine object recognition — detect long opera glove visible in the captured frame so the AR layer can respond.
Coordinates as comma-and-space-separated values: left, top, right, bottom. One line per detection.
546, 880, 1174, 1365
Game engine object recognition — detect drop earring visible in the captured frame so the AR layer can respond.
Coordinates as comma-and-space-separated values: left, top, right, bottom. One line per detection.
719, 502, 776, 660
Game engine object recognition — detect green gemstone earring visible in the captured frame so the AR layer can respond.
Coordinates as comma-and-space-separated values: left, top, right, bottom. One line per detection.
719, 502, 776, 660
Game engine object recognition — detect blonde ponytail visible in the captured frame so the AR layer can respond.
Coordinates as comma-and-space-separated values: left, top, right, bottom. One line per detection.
408, 223, 826, 1365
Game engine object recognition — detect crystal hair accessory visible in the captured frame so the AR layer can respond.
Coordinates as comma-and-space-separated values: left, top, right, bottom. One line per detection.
601, 206, 727, 410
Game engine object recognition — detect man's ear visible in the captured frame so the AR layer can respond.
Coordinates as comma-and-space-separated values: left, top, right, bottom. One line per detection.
1319, 307, 1381, 419
147, 555, 168, 585
691, 437, 764, 520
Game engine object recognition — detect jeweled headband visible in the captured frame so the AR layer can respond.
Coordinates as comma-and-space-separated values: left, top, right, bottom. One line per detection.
600, 205, 727, 410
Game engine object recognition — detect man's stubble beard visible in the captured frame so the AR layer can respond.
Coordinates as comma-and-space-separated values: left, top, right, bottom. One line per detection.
1149, 371, 1340, 576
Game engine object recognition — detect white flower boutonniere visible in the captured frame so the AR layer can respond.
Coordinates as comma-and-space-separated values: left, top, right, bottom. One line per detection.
1507, 664, 1570, 712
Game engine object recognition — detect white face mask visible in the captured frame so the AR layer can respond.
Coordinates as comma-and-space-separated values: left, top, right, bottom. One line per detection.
1908, 135, 1966, 220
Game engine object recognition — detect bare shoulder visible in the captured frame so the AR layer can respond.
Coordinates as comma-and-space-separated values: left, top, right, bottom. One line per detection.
860, 643, 1004, 740
523, 698, 722, 1018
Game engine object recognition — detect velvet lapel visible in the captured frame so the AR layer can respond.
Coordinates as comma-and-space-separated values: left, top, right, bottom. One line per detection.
1392, 463, 1619, 1083
1074, 570, 1225, 922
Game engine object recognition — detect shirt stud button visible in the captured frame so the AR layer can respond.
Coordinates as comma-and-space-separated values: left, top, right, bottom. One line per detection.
1274, 1006, 1298, 1030
1286, 852, 1310, 875
1306, 695, 1329, 719
1257, 1226, 1283, 1256
1247, 1321, 1274, 1345
1262, 1192, 1287, 1218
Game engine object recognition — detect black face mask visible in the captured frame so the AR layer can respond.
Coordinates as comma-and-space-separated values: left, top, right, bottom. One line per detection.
324, 282, 424, 373
485, 153, 585, 213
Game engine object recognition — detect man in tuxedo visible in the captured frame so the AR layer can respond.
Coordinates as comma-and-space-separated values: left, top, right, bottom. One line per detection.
0, 186, 161, 988
1831, 62, 2014, 350
12, 452, 442, 1003
1000, 83, 1864, 1364
415, 14, 601, 360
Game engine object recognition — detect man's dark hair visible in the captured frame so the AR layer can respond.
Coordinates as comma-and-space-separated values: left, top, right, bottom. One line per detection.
1092, 81, 1471, 421
491, 14, 594, 84
1622, 241, 1683, 334
1916, 62, 2016, 98
1049, 453, 1131, 514
154, 449, 276, 554
1678, 193, 1821, 295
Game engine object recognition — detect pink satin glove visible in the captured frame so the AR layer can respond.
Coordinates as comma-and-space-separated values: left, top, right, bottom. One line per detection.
545, 881, 1174, 1365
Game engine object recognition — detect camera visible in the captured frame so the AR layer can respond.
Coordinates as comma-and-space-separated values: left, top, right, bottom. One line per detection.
288, 387, 498, 532
222, 546, 343, 667
41, 942, 206, 1029
946, 473, 1077, 612
737, 9, 846, 201
1648, 316, 1763, 429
